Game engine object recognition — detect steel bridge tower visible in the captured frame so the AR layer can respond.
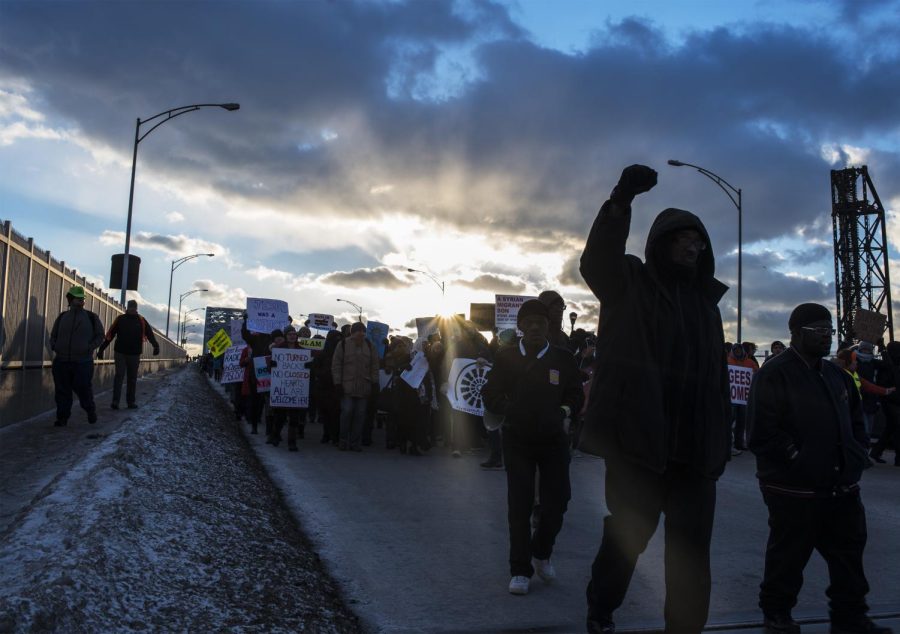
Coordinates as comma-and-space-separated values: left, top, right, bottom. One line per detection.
831, 166, 894, 345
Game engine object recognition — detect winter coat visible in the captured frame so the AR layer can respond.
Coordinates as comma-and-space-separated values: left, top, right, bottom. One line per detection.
50, 307, 105, 362
578, 201, 731, 479
482, 341, 584, 444
101, 313, 158, 355
748, 348, 869, 494
332, 338, 379, 398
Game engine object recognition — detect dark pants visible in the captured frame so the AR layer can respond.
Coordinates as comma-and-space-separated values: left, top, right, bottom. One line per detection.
113, 352, 141, 406
732, 404, 747, 450
486, 428, 503, 463
760, 490, 870, 622
587, 459, 716, 634
246, 387, 265, 431
52, 358, 96, 421
504, 433, 571, 577
871, 403, 899, 463
319, 390, 340, 443
272, 408, 307, 446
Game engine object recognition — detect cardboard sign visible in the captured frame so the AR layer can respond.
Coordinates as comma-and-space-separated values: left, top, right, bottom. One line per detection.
401, 350, 430, 389
495, 295, 537, 331
229, 318, 244, 342
220, 345, 245, 384
415, 317, 441, 340
366, 321, 390, 358
853, 309, 887, 343
253, 356, 271, 393
728, 365, 754, 405
269, 348, 312, 408
299, 337, 325, 351
308, 313, 335, 331
246, 297, 289, 334
207, 328, 232, 358
469, 303, 496, 331
447, 358, 492, 416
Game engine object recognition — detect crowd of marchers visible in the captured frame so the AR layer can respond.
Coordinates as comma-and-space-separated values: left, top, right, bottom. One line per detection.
47, 164, 896, 634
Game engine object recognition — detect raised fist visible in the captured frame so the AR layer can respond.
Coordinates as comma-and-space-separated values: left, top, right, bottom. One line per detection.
613, 165, 656, 198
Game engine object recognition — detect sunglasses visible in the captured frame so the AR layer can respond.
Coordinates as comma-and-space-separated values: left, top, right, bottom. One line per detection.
801, 326, 835, 336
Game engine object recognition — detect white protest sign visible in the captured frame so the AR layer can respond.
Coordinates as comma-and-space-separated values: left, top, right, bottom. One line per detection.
269, 348, 312, 408
447, 358, 492, 416
728, 365, 754, 405
246, 298, 290, 334
415, 317, 440, 340
401, 350, 430, 389
220, 345, 245, 384
253, 356, 271, 393
229, 318, 244, 342
495, 295, 537, 331
308, 313, 335, 331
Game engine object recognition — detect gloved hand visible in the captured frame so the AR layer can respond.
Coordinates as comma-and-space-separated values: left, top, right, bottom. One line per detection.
611, 164, 658, 206
152, 346, 160, 357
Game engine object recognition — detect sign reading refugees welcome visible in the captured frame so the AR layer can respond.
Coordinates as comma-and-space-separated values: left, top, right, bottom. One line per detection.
728, 365, 754, 405
246, 298, 289, 334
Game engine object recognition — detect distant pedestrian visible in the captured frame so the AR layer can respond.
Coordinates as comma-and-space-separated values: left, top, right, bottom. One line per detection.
97, 299, 159, 409
482, 299, 583, 596
49, 285, 105, 426
748, 303, 889, 634
332, 322, 379, 451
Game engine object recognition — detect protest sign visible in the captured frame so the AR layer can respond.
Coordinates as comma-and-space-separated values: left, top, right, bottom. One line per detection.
220, 345, 245, 384
253, 357, 271, 393
207, 328, 232, 357
495, 295, 537, 331
299, 338, 325, 351
728, 365, 754, 405
269, 348, 311, 408
246, 298, 289, 334
308, 313, 335, 331
469, 303, 496, 331
366, 321, 390, 358
415, 317, 440, 340
401, 350, 430, 389
447, 358, 492, 416
229, 318, 244, 342
853, 309, 887, 343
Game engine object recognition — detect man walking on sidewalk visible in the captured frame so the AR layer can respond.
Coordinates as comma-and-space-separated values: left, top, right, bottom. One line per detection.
97, 299, 159, 409
49, 285, 105, 426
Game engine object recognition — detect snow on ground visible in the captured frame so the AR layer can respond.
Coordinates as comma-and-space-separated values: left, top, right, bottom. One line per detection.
0, 367, 361, 633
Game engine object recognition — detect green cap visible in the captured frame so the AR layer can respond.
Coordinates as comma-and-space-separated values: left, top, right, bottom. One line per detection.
68, 285, 85, 299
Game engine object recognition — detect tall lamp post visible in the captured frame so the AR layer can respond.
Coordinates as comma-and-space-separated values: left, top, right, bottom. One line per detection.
569, 311, 578, 335
336, 298, 363, 322
116, 102, 239, 305
406, 267, 445, 296
167, 253, 214, 338
177, 288, 208, 348
180, 307, 205, 347
668, 159, 743, 343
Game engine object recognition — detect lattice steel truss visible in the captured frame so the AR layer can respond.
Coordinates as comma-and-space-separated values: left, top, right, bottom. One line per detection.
831, 166, 894, 345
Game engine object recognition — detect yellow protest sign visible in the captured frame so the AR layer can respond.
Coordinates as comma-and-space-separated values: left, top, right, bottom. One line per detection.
299, 337, 325, 351
208, 328, 233, 357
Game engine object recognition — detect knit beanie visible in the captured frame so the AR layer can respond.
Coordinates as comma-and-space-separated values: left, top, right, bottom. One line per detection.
350, 321, 366, 334
788, 303, 832, 331
517, 299, 550, 324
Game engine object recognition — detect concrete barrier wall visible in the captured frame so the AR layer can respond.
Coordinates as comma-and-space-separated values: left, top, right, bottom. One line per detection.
0, 219, 186, 427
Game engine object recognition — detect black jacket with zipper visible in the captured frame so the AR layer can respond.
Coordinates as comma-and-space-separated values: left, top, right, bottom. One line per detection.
50, 307, 105, 362
748, 348, 869, 492
578, 200, 732, 479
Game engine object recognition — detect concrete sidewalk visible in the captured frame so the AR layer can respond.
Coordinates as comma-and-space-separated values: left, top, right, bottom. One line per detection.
220, 383, 900, 633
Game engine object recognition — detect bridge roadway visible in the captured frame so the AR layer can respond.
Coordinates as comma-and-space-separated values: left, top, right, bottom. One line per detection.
236, 386, 900, 634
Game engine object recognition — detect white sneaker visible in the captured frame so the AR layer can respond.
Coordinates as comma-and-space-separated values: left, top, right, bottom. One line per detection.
532, 558, 556, 583
508, 575, 530, 595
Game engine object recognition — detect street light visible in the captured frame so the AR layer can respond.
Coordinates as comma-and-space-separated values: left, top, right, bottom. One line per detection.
406, 267, 445, 296
179, 306, 206, 348
167, 253, 215, 338
668, 159, 743, 342
336, 298, 363, 322
176, 288, 208, 346
569, 311, 578, 335
115, 102, 239, 304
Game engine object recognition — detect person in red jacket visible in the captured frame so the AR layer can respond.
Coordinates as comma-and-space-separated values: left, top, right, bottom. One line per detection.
97, 299, 159, 409
728, 343, 758, 454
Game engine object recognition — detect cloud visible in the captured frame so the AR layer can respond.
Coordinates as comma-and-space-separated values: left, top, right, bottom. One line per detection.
320, 266, 409, 289
188, 279, 247, 310
454, 273, 525, 294
165, 211, 185, 223
99, 230, 228, 259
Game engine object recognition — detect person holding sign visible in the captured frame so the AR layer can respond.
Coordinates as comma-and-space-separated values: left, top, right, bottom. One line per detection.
332, 322, 379, 452
727, 343, 758, 456
481, 300, 583, 597
267, 325, 310, 451
579, 165, 731, 634
747, 304, 884, 634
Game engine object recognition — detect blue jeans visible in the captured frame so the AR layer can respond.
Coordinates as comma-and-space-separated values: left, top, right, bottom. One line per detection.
340, 395, 368, 449
52, 358, 96, 421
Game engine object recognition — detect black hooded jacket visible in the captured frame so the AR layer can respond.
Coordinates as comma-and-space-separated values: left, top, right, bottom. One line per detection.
578, 200, 731, 479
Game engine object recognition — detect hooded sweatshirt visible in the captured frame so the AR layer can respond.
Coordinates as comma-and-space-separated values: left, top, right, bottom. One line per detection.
579, 201, 731, 478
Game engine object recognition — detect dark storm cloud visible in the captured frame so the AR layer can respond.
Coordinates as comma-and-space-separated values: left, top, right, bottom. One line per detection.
454, 273, 525, 293
3, 0, 900, 261
320, 266, 408, 289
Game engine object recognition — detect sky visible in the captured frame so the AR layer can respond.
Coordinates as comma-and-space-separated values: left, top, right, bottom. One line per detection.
2, 0, 900, 354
